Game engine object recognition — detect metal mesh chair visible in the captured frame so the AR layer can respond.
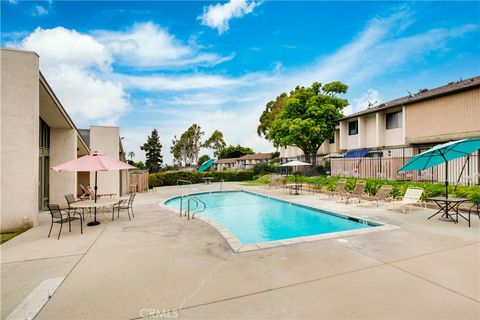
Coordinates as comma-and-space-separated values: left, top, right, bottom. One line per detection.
114, 193, 136, 220
65, 194, 85, 220
47, 204, 83, 239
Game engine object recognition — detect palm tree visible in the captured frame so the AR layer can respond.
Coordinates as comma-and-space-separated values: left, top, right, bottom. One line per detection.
128, 151, 135, 161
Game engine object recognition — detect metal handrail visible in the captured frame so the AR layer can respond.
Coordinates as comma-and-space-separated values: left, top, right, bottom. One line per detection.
187, 196, 206, 220
179, 195, 206, 219
177, 179, 192, 188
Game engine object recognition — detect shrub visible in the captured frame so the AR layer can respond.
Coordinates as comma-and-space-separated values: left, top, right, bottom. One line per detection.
252, 162, 277, 176
149, 170, 254, 188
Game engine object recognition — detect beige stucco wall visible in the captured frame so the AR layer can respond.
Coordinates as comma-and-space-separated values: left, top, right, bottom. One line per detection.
340, 108, 406, 151
49, 128, 77, 206
1, 49, 39, 232
363, 114, 377, 148
405, 88, 480, 143
120, 170, 128, 196
89, 126, 121, 196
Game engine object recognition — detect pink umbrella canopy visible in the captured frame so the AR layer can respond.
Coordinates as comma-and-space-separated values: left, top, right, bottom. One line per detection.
52, 152, 134, 226
52, 151, 134, 172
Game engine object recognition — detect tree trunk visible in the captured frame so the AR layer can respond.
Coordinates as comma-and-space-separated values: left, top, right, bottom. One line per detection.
311, 153, 317, 166
303, 151, 311, 163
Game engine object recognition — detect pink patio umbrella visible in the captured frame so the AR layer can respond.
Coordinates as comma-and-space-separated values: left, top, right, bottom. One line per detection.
52, 151, 134, 226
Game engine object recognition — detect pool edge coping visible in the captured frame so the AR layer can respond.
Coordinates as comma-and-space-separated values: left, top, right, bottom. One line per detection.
160, 188, 400, 253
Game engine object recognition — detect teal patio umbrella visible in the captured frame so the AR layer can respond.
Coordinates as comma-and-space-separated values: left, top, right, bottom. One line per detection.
399, 138, 480, 198
197, 158, 216, 173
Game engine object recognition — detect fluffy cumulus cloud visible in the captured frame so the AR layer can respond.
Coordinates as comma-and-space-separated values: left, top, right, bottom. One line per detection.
198, 0, 261, 34
21, 27, 112, 70
95, 22, 233, 68
344, 89, 381, 115
19, 27, 128, 126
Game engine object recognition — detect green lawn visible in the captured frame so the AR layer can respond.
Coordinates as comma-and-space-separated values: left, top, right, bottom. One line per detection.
1, 232, 21, 244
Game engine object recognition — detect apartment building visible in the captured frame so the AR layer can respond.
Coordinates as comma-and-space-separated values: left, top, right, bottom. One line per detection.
237, 153, 272, 170
279, 77, 480, 183
212, 153, 273, 171
211, 158, 238, 171
1, 48, 128, 232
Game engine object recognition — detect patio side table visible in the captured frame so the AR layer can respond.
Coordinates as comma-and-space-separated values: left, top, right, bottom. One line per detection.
426, 197, 469, 223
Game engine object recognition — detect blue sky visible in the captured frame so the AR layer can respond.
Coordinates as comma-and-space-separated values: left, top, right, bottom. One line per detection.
2, 1, 479, 163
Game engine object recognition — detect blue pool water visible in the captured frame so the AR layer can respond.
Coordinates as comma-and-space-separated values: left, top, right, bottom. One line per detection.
164, 191, 379, 244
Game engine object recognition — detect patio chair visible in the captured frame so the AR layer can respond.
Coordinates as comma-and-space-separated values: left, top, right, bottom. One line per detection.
361, 185, 394, 206
323, 179, 348, 200
78, 184, 90, 200
114, 193, 136, 220
64, 194, 85, 220
345, 180, 367, 204
47, 204, 83, 239
387, 187, 424, 213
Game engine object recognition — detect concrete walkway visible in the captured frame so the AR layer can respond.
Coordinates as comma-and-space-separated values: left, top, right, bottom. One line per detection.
1, 182, 479, 319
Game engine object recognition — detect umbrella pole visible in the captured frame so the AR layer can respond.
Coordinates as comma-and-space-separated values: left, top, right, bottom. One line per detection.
87, 171, 100, 226
445, 161, 449, 200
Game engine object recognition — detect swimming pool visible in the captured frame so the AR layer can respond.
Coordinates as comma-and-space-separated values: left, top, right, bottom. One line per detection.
164, 190, 381, 245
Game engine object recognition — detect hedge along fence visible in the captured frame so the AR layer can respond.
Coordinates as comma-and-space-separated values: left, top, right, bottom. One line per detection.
149, 170, 254, 188
282, 175, 480, 202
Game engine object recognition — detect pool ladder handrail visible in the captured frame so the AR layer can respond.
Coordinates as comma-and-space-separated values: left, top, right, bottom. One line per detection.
179, 195, 206, 220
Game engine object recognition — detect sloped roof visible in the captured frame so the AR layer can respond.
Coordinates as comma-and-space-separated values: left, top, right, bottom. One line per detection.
215, 158, 238, 164
238, 153, 272, 160
341, 76, 480, 120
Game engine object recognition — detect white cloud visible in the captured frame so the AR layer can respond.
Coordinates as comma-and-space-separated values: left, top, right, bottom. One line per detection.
198, 0, 261, 34
345, 89, 381, 115
45, 65, 129, 123
95, 22, 233, 68
19, 27, 129, 126
21, 27, 112, 70
32, 5, 49, 16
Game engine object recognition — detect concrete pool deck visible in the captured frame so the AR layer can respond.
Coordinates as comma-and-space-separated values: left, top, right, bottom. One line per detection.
1, 182, 479, 319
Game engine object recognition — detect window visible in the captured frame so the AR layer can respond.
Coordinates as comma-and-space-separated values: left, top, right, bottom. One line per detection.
348, 120, 358, 135
328, 134, 335, 144
386, 110, 403, 129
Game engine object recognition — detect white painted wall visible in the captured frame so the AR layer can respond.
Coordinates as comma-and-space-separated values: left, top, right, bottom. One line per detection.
0, 49, 40, 232
364, 114, 377, 148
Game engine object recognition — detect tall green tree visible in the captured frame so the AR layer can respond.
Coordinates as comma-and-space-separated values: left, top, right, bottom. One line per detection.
170, 135, 184, 166
217, 145, 254, 159
140, 129, 163, 173
268, 81, 348, 165
175, 124, 204, 166
257, 92, 288, 138
203, 130, 227, 157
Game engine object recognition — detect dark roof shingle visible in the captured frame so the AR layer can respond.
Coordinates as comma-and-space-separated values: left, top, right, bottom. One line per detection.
341, 76, 480, 120
238, 153, 272, 160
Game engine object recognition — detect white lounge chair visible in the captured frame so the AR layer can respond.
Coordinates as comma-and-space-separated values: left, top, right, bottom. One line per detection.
388, 187, 424, 213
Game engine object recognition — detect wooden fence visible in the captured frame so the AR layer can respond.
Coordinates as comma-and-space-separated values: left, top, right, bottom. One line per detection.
128, 170, 149, 193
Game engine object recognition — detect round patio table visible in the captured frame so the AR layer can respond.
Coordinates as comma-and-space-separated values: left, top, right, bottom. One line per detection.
70, 198, 121, 226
